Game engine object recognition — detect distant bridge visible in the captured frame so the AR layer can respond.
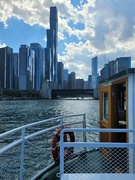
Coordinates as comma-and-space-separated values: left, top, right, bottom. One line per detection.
51, 89, 94, 99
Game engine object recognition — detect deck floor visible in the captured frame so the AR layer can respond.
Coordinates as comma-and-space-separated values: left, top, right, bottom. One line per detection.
36, 149, 133, 180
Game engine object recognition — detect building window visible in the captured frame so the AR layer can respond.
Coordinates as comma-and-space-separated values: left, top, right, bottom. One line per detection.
102, 92, 108, 121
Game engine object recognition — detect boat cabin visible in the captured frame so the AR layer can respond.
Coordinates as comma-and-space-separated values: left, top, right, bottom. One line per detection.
99, 68, 135, 143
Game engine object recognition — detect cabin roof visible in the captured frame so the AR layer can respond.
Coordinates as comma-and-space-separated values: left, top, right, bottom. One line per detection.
99, 68, 135, 84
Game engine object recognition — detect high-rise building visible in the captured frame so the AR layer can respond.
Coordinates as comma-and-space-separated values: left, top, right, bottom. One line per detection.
92, 56, 98, 89
100, 56, 131, 81
63, 69, 68, 89
13, 53, 19, 89
76, 79, 84, 89
68, 72, 76, 89
109, 60, 115, 76
30, 43, 43, 90
0, 46, 13, 89
19, 45, 35, 90
100, 63, 109, 80
115, 57, 131, 73
50, 6, 58, 83
57, 62, 64, 89
88, 75, 92, 89
44, 47, 51, 81
45, 6, 58, 84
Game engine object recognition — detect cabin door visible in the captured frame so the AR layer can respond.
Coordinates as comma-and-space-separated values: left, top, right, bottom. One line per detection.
99, 80, 127, 143
99, 85, 119, 142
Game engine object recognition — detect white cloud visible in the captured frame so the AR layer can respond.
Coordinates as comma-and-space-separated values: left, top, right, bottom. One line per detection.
0, 0, 135, 79
0, 43, 6, 48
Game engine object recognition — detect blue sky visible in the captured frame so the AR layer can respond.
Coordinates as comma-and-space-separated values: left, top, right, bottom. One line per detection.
0, 0, 135, 80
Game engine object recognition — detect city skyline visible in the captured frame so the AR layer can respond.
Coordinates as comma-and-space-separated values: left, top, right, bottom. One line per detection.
0, 0, 135, 80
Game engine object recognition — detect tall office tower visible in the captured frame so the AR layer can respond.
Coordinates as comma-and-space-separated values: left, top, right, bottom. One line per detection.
44, 47, 51, 81
42, 48, 46, 80
46, 29, 53, 81
57, 62, 64, 89
63, 69, 68, 89
19, 45, 35, 90
68, 72, 76, 89
76, 79, 84, 89
115, 57, 131, 73
30, 43, 43, 90
0, 46, 13, 89
88, 75, 92, 89
109, 60, 115, 76
102, 63, 109, 80
91, 56, 98, 89
46, 6, 58, 84
13, 53, 19, 89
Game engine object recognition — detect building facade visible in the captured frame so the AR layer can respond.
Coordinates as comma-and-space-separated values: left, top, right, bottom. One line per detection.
115, 57, 131, 73
57, 62, 64, 89
30, 43, 43, 90
76, 79, 84, 89
13, 53, 19, 89
0, 46, 13, 89
63, 69, 68, 89
45, 6, 58, 84
88, 75, 92, 89
68, 72, 76, 89
100, 57, 131, 81
19, 45, 35, 90
92, 56, 98, 89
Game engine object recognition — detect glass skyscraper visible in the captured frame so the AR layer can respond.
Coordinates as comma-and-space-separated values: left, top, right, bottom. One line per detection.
92, 56, 98, 89
13, 53, 19, 89
57, 62, 64, 89
0, 46, 13, 89
115, 57, 131, 73
45, 6, 58, 84
68, 72, 76, 89
64, 69, 68, 89
30, 43, 43, 90
19, 45, 35, 90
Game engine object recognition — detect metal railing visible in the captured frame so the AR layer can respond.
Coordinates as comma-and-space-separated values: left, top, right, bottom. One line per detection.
59, 128, 135, 180
0, 113, 86, 180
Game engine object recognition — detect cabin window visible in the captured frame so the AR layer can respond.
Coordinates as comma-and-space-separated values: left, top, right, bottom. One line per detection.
102, 92, 108, 121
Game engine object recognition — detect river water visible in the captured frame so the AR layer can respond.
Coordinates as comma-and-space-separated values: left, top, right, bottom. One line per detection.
0, 98, 99, 179
0, 98, 99, 134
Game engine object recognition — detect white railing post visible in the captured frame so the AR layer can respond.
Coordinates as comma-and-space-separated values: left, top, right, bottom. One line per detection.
20, 128, 25, 180
60, 130, 64, 179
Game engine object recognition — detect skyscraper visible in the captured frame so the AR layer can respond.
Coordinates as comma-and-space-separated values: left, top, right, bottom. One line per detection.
76, 79, 84, 89
45, 6, 58, 84
92, 56, 98, 89
68, 72, 76, 89
19, 45, 35, 90
57, 62, 64, 89
30, 43, 43, 90
50, 6, 58, 83
88, 75, 92, 89
0, 46, 13, 89
115, 57, 131, 73
13, 53, 19, 89
63, 69, 68, 89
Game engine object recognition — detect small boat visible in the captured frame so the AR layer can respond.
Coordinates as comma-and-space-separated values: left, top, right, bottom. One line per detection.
0, 68, 135, 180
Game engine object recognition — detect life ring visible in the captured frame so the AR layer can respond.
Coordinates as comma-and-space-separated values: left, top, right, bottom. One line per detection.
52, 126, 75, 163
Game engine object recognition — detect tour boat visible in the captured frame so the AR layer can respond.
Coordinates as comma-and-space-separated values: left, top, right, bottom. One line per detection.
0, 68, 135, 180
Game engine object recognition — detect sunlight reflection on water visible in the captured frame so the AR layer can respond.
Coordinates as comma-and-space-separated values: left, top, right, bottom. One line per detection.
0, 99, 99, 133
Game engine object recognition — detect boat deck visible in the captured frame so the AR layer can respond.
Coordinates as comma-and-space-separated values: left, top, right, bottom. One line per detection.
0, 114, 135, 180
37, 148, 134, 180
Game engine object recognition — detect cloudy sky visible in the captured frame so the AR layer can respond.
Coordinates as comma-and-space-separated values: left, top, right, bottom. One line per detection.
0, 0, 135, 80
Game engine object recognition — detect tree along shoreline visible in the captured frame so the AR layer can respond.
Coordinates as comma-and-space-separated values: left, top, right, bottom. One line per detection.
0, 89, 41, 100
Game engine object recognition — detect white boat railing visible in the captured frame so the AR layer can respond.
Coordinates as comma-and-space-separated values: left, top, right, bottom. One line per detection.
0, 113, 86, 180
59, 128, 135, 180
